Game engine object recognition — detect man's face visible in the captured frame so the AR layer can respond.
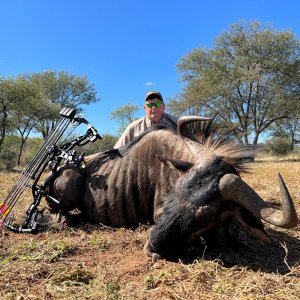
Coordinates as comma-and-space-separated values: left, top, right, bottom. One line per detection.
144, 98, 165, 123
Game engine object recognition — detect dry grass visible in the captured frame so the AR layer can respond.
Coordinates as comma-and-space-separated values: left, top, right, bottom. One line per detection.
0, 160, 300, 300
255, 150, 300, 163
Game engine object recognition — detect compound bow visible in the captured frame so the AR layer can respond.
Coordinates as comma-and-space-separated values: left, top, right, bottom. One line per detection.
0, 108, 101, 233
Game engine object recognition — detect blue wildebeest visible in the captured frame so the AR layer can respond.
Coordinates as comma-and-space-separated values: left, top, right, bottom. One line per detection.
47, 117, 298, 259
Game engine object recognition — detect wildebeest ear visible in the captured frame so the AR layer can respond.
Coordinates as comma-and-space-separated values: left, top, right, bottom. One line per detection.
156, 155, 193, 172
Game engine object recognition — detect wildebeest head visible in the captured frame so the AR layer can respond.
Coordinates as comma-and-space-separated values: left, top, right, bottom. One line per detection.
145, 117, 298, 259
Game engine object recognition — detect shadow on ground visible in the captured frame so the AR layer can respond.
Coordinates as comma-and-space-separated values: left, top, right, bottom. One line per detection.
180, 228, 300, 275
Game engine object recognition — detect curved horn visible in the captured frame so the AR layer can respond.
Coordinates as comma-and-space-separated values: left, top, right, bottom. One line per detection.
177, 116, 211, 137
219, 172, 298, 228
177, 116, 212, 158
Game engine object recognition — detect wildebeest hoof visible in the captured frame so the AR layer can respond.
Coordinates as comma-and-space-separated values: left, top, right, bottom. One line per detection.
143, 240, 162, 261
150, 252, 162, 261
49, 211, 77, 228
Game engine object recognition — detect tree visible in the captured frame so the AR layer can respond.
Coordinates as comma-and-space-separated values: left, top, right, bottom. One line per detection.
0, 135, 19, 170
9, 76, 55, 165
28, 71, 99, 139
110, 103, 139, 133
81, 133, 118, 154
266, 136, 293, 157
175, 21, 300, 144
0, 77, 23, 149
270, 115, 300, 150
0, 78, 11, 148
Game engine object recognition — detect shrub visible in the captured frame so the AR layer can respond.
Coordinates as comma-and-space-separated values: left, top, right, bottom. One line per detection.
266, 137, 293, 157
0, 135, 20, 170
81, 134, 118, 155
23, 137, 44, 165
0, 149, 17, 170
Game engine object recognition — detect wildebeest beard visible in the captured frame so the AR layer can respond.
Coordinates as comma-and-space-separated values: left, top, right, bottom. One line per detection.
148, 157, 241, 257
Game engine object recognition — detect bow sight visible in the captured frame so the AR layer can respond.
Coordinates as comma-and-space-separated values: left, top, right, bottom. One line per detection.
0, 108, 101, 233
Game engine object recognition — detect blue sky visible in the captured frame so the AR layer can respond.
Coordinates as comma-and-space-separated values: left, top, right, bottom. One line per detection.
1, 0, 300, 136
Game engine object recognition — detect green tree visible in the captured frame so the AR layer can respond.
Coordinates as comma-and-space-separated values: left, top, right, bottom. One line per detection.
9, 76, 56, 165
28, 71, 99, 139
81, 133, 118, 154
110, 103, 139, 133
270, 115, 300, 150
0, 77, 25, 149
266, 136, 293, 157
0, 135, 19, 170
175, 21, 300, 144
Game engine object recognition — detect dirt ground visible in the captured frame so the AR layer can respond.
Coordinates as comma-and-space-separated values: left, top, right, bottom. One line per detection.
0, 161, 299, 300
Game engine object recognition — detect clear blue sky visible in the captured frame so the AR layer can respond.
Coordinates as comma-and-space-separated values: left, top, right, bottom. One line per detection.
1, 0, 299, 136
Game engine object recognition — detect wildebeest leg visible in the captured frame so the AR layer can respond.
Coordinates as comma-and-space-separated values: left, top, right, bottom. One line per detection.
47, 210, 85, 227
46, 166, 86, 226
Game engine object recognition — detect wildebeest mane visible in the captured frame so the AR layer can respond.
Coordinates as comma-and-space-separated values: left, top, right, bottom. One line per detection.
90, 120, 255, 174
191, 118, 257, 174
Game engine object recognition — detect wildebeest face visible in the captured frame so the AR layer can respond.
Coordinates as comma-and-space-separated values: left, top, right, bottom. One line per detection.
157, 154, 237, 206
145, 155, 241, 258
144, 150, 297, 260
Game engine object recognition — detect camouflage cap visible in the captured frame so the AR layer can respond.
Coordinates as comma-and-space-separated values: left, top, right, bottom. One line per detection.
145, 91, 163, 102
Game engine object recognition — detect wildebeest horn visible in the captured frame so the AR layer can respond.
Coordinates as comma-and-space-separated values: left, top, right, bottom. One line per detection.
177, 116, 211, 137
219, 173, 298, 228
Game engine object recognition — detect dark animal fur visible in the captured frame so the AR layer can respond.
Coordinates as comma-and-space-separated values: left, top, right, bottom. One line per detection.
47, 123, 268, 258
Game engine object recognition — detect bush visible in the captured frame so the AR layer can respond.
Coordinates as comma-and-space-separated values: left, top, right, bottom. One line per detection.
266, 137, 293, 157
0, 136, 20, 170
0, 149, 17, 170
81, 134, 118, 155
23, 137, 44, 165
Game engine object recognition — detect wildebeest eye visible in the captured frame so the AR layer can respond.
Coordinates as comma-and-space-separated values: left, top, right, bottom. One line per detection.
156, 155, 193, 172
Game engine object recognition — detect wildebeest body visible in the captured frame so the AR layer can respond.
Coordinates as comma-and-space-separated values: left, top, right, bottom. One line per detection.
48, 119, 298, 259
51, 130, 193, 226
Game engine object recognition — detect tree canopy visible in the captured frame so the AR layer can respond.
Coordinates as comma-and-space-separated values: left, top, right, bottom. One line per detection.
172, 21, 300, 144
27, 71, 99, 138
0, 71, 100, 167
110, 103, 139, 134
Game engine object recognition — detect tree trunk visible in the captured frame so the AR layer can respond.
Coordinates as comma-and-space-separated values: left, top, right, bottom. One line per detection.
17, 139, 26, 166
253, 132, 260, 145
243, 132, 249, 145
0, 105, 7, 149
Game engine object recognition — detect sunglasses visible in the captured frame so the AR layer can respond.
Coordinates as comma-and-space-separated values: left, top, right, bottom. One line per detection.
145, 101, 162, 108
